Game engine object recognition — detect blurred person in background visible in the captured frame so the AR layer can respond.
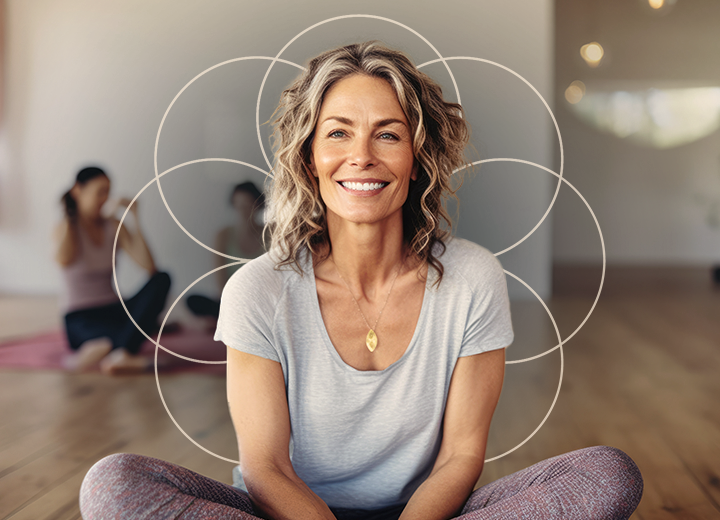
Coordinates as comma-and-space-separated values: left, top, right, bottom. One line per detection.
185, 181, 268, 326
54, 166, 171, 375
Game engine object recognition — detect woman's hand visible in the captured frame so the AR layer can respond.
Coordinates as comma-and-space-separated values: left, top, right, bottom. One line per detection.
227, 347, 337, 520
104, 196, 137, 219
117, 196, 137, 215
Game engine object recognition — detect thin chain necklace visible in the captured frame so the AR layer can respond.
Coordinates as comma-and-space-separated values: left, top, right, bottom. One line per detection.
332, 256, 403, 353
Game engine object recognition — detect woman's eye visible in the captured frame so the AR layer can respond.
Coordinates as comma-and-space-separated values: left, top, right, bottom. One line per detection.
329, 130, 345, 138
379, 132, 399, 140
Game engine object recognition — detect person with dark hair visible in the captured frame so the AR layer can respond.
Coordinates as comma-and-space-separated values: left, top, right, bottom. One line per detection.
185, 181, 268, 323
79, 42, 642, 518
54, 166, 172, 375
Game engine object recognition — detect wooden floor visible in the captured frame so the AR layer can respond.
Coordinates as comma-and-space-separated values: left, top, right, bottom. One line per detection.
1, 264, 719, 519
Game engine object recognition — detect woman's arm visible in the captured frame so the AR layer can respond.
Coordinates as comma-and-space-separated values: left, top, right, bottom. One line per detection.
53, 217, 78, 267
226, 347, 337, 520
398, 347, 506, 520
112, 200, 157, 274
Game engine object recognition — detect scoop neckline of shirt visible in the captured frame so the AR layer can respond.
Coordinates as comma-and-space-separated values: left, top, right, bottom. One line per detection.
304, 246, 435, 375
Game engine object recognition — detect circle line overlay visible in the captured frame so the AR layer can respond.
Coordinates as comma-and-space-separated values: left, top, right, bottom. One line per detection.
114, 16, 604, 465
254, 14, 463, 172
112, 159, 599, 464
154, 264, 565, 465
466, 158, 606, 363
422, 56, 565, 258
115, 158, 604, 363
152, 57, 304, 259
152, 261, 246, 464
111, 159, 261, 359
486, 269, 565, 462
153, 158, 271, 260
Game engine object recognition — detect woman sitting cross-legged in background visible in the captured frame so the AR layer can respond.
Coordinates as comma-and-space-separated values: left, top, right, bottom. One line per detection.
78, 42, 643, 519
184, 181, 268, 326
54, 166, 171, 375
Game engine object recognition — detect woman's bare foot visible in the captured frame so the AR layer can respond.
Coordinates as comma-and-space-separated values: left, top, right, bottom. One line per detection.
99, 348, 152, 376
63, 337, 113, 372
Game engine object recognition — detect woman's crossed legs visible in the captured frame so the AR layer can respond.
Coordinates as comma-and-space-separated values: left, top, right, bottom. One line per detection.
79, 445, 642, 519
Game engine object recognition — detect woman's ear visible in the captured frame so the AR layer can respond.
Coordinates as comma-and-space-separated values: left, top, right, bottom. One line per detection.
411, 160, 419, 181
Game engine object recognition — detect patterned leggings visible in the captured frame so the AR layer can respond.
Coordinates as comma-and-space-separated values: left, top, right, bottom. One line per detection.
79, 445, 643, 519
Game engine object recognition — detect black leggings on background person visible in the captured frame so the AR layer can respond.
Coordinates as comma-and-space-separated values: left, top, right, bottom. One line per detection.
186, 293, 221, 319
64, 271, 171, 354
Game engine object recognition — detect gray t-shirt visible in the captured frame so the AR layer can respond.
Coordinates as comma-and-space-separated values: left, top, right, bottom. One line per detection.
214, 236, 514, 510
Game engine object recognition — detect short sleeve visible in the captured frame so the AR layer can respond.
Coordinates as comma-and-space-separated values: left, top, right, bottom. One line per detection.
213, 256, 282, 363
458, 253, 514, 357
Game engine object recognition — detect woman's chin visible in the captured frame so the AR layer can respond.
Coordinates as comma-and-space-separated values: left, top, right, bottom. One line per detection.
329, 209, 402, 228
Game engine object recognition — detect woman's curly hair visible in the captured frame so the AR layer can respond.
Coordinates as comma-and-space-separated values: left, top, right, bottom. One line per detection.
264, 40, 471, 288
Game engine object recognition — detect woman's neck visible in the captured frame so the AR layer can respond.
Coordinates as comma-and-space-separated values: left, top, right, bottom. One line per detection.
234, 218, 263, 244
77, 213, 103, 227
321, 210, 409, 298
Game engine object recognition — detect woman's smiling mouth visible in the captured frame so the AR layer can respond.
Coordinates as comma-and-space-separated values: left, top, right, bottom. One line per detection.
336, 180, 390, 196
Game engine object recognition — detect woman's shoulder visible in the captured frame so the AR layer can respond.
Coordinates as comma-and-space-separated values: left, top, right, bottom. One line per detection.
217, 250, 303, 340
441, 236, 505, 289
225, 251, 276, 284
221, 249, 297, 302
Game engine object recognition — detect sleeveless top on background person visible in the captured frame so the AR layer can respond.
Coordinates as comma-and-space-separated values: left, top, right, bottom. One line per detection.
60, 218, 120, 314
214, 236, 515, 510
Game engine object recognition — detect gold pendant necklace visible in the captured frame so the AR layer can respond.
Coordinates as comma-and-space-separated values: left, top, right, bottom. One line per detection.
334, 258, 402, 353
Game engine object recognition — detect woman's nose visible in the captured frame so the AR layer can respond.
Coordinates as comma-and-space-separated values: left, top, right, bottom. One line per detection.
347, 135, 376, 170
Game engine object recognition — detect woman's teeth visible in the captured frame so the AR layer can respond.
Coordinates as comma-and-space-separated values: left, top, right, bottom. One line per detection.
340, 181, 388, 191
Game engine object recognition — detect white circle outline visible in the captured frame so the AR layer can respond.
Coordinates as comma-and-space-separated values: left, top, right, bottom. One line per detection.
113, 154, 603, 464
151, 265, 565, 465
152, 57, 305, 260
115, 19, 607, 466
152, 261, 245, 463
486, 270, 564, 462
111, 158, 264, 354
151, 36, 566, 264
462, 158, 606, 364
253, 14, 463, 172
422, 56, 564, 258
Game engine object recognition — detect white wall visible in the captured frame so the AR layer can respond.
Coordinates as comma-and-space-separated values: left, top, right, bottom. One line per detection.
553, 0, 720, 264
0, 0, 554, 302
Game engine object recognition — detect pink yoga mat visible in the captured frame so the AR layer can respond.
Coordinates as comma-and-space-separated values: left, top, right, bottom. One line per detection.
0, 327, 227, 375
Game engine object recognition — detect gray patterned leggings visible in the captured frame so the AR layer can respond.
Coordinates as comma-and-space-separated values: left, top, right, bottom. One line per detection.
79, 445, 643, 519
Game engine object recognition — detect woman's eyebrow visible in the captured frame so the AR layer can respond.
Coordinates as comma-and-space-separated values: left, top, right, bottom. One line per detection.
319, 116, 408, 129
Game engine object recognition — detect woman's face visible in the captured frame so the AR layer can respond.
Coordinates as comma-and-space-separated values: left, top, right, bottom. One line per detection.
72, 175, 110, 218
232, 191, 257, 221
309, 74, 417, 229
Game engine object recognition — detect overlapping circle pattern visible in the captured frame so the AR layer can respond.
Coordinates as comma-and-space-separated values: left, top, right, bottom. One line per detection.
111, 15, 606, 465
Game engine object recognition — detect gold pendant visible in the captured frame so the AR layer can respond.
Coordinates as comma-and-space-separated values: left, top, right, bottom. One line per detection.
366, 329, 378, 352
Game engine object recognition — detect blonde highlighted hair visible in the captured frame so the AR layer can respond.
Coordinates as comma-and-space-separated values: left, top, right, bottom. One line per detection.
264, 40, 471, 288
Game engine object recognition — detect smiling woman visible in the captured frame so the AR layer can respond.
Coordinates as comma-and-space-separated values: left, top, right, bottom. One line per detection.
266, 42, 469, 289
78, 41, 643, 520
310, 75, 418, 225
